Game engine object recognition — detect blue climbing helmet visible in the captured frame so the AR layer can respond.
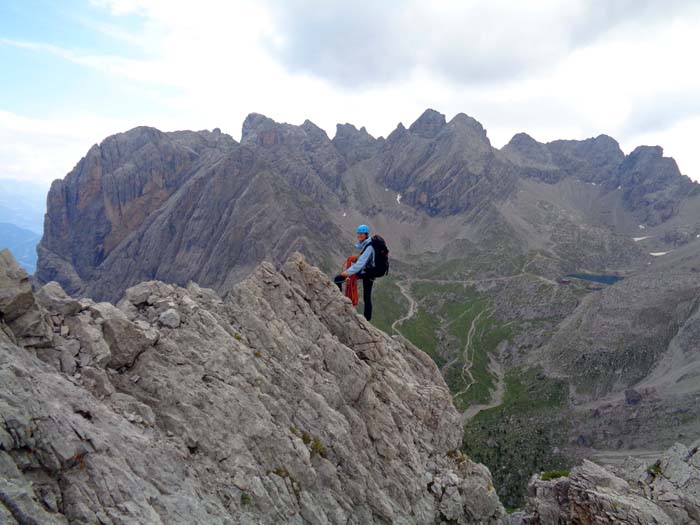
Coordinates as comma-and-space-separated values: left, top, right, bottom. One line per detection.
357, 224, 370, 234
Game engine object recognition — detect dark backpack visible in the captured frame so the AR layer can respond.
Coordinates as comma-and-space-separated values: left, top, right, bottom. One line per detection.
362, 235, 390, 278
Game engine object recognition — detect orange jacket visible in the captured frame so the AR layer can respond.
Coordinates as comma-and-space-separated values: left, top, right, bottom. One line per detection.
344, 255, 359, 306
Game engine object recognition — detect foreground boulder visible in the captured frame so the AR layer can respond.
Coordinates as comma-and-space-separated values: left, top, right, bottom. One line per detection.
0, 251, 504, 524
0, 248, 52, 347
518, 441, 700, 524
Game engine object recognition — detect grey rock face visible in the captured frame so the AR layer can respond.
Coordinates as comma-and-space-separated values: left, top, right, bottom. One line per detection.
37, 127, 237, 297
618, 145, 700, 226
408, 108, 447, 138
158, 308, 180, 328
36, 281, 82, 316
525, 460, 674, 524
503, 132, 700, 226
522, 442, 700, 524
0, 248, 52, 347
500, 133, 562, 183
546, 134, 625, 186
0, 250, 504, 524
376, 110, 518, 216
332, 123, 382, 165
240, 113, 346, 198
37, 120, 349, 303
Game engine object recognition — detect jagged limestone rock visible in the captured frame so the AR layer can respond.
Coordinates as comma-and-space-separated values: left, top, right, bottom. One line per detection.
0, 250, 504, 524
158, 308, 180, 328
522, 445, 700, 524
0, 248, 52, 347
36, 282, 82, 317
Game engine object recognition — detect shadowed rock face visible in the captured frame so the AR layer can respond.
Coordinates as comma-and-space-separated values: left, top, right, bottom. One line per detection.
1, 250, 505, 524
37, 127, 238, 296
376, 110, 519, 216
37, 124, 347, 302
618, 145, 699, 226
332, 123, 382, 165
408, 108, 447, 139
503, 132, 700, 225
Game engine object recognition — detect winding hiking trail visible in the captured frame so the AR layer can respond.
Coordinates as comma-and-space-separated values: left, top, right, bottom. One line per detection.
391, 280, 418, 334
389, 277, 508, 421
455, 308, 488, 398
453, 307, 508, 422
462, 352, 506, 422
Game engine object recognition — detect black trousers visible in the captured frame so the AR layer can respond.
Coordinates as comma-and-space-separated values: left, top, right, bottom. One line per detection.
334, 274, 374, 321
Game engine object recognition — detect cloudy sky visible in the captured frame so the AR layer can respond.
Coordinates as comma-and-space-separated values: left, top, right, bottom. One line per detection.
2, 0, 699, 187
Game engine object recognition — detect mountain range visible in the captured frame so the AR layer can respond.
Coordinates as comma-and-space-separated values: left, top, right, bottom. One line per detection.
0, 222, 41, 274
32, 108, 700, 506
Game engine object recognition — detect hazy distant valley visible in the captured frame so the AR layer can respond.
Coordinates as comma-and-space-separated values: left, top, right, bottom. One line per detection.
0, 180, 47, 273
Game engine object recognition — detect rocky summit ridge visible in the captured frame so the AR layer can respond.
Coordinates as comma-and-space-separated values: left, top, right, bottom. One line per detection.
3, 249, 700, 523
1, 248, 505, 524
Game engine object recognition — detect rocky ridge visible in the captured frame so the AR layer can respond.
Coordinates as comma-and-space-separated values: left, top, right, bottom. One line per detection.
502, 132, 699, 226
1, 248, 505, 524
36, 109, 700, 303
514, 440, 700, 524
5, 248, 700, 524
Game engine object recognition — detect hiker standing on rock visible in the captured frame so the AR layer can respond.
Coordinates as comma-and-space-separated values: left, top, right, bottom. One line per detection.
334, 224, 389, 321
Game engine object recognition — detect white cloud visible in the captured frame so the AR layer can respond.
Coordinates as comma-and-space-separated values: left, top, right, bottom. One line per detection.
0, 110, 168, 184
2, 0, 699, 183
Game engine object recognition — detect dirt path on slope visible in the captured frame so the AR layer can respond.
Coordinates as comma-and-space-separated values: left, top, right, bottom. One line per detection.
463, 352, 506, 422
590, 448, 663, 467
454, 308, 488, 400
391, 280, 418, 334
391, 275, 555, 421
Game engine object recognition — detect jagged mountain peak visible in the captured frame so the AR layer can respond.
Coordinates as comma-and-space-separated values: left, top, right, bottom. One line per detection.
334, 122, 374, 140
501, 132, 554, 169
619, 144, 694, 201
386, 121, 409, 144
300, 118, 330, 140
505, 131, 538, 147
241, 113, 331, 147
629, 144, 665, 159
547, 133, 624, 158
448, 112, 486, 132
332, 123, 380, 164
505, 132, 621, 155
84, 125, 167, 161
591, 133, 620, 146
241, 111, 271, 135
406, 108, 491, 145
86, 125, 236, 165
105, 125, 165, 143
621, 144, 687, 181
408, 108, 447, 138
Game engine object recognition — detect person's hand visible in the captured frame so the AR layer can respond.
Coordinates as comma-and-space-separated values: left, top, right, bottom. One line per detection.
341, 271, 348, 278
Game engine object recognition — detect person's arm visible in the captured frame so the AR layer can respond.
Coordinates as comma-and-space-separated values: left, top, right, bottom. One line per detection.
343, 246, 373, 276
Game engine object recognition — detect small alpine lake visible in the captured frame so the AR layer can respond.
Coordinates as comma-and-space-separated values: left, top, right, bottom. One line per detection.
565, 273, 624, 285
